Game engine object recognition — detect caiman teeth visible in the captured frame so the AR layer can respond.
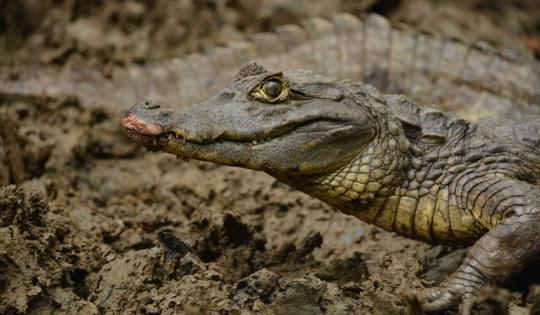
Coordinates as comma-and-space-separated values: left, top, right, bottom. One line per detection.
165, 131, 275, 146
166, 133, 186, 144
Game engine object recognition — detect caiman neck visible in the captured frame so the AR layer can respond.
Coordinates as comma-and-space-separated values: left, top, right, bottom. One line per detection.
292, 117, 411, 218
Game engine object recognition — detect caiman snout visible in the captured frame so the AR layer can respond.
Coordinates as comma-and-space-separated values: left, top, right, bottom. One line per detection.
121, 101, 167, 149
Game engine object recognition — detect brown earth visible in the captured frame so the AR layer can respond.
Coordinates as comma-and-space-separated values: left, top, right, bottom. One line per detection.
1, 1, 540, 314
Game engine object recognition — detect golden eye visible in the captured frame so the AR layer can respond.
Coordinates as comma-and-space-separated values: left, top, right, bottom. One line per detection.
262, 79, 282, 98
250, 75, 289, 103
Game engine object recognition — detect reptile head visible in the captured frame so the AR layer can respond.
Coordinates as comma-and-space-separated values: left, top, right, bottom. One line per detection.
122, 64, 378, 182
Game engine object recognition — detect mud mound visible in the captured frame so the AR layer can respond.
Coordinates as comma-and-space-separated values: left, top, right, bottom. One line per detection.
0, 186, 100, 314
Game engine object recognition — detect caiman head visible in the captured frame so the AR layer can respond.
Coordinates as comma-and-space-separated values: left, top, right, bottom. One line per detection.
122, 63, 409, 203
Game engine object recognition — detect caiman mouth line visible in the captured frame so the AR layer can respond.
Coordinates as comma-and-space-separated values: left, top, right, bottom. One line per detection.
155, 117, 350, 147
159, 131, 273, 146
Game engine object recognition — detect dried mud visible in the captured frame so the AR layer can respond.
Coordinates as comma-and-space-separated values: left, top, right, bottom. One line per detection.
1, 1, 540, 314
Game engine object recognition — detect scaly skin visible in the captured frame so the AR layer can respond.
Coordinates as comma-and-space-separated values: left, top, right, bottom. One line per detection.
122, 64, 540, 314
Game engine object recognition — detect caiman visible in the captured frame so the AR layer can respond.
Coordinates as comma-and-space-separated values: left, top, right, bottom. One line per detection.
3, 11, 540, 315
122, 61, 540, 315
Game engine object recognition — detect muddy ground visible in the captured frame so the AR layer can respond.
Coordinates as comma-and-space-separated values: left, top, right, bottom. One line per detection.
1, 1, 540, 314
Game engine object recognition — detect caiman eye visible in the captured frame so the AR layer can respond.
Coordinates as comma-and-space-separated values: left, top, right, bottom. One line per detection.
263, 80, 282, 98
251, 75, 289, 103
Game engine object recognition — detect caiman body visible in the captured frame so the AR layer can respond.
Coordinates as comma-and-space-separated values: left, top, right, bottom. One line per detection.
123, 63, 540, 314
4, 12, 540, 315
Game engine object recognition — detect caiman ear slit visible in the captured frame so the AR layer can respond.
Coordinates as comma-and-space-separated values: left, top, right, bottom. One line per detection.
235, 62, 268, 79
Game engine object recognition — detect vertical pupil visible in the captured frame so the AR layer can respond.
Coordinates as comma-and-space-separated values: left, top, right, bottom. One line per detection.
263, 80, 281, 97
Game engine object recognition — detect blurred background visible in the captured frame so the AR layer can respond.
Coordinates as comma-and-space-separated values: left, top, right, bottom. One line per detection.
1, 0, 539, 68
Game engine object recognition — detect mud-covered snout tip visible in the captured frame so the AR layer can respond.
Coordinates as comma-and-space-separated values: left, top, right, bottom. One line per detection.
121, 100, 167, 148
122, 101, 164, 134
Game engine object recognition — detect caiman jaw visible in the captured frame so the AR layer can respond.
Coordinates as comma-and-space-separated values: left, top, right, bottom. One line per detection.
122, 104, 273, 153
121, 101, 255, 166
122, 101, 340, 153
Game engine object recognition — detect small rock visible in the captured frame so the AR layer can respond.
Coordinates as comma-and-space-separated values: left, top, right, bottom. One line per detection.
296, 231, 323, 259
237, 268, 279, 302
528, 285, 540, 315
158, 228, 192, 256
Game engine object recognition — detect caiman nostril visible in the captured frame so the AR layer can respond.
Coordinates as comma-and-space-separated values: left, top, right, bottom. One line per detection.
142, 100, 161, 110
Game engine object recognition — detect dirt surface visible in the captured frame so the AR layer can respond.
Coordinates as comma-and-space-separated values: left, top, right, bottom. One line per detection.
1, 1, 540, 314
